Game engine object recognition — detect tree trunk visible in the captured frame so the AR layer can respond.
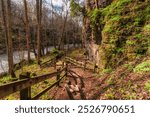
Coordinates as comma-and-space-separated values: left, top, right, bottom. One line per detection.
50, 0, 55, 49
36, 0, 42, 64
58, 7, 68, 50
1, 0, 15, 77
24, 0, 31, 63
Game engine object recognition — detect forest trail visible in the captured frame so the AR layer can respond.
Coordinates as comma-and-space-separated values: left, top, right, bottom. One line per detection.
48, 55, 150, 100
49, 64, 102, 100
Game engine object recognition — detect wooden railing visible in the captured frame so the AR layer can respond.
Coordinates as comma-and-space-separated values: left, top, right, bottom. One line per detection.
65, 57, 100, 72
40, 57, 56, 68
0, 56, 99, 100
0, 64, 68, 100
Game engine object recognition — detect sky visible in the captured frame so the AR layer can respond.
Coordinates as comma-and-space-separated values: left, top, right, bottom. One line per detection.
52, 0, 63, 6
12, 0, 63, 6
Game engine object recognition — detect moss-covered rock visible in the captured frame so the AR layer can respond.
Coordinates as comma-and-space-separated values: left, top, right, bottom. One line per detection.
98, 0, 150, 69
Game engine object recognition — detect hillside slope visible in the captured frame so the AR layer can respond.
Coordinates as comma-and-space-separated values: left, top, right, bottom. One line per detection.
97, 0, 150, 69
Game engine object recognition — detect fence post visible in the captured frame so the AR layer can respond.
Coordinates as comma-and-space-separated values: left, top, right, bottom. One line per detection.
84, 59, 86, 71
65, 62, 68, 77
19, 72, 31, 100
56, 69, 60, 86
62, 61, 64, 68
54, 58, 56, 69
93, 62, 96, 73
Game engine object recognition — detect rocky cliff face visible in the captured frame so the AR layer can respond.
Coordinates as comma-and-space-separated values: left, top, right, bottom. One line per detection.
84, 0, 150, 69
99, 0, 150, 69
83, 0, 113, 65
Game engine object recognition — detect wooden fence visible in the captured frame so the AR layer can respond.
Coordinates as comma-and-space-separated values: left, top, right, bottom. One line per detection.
0, 64, 68, 100
0, 56, 99, 100
65, 57, 100, 73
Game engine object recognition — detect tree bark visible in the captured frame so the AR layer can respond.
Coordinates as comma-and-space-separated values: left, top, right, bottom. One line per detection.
24, 0, 31, 63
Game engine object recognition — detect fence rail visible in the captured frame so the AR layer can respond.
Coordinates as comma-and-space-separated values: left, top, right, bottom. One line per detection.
0, 65, 67, 100
65, 57, 100, 72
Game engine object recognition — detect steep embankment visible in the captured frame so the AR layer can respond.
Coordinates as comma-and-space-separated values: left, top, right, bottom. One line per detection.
92, 0, 150, 69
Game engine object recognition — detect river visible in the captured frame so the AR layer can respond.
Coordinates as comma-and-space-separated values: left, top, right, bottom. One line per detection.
0, 44, 75, 74
0, 47, 54, 74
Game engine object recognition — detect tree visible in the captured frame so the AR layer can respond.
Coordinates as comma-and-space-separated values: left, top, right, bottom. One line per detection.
36, 0, 42, 64
58, 0, 69, 50
1, 0, 15, 77
23, 0, 31, 63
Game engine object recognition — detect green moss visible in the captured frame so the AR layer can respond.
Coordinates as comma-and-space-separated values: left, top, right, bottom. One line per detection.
107, 77, 115, 85
126, 40, 136, 45
68, 48, 85, 59
89, 9, 101, 24
0, 75, 11, 85
124, 93, 136, 100
134, 17, 144, 26
144, 24, 150, 30
105, 93, 115, 99
100, 68, 112, 75
135, 34, 143, 39
103, 24, 113, 33
111, 15, 121, 22
145, 82, 150, 92
51, 48, 64, 60
116, 0, 131, 7
99, 0, 149, 68
133, 60, 150, 73
124, 63, 134, 71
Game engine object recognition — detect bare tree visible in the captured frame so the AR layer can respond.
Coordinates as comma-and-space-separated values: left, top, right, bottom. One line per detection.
58, 0, 69, 50
1, 0, 15, 77
36, 0, 42, 64
23, 0, 31, 63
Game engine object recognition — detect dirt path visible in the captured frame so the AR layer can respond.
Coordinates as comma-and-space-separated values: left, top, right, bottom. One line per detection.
49, 65, 101, 100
